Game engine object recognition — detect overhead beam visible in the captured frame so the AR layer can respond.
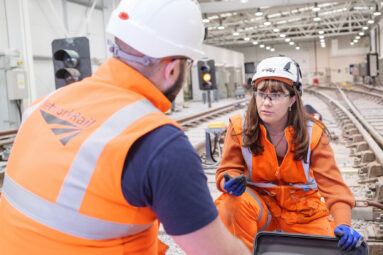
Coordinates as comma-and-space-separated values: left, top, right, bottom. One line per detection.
200, 0, 333, 14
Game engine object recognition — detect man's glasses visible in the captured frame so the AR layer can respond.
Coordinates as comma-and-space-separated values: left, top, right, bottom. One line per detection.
254, 91, 291, 101
161, 57, 194, 69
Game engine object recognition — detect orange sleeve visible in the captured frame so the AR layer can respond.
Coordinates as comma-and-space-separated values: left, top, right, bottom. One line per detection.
311, 133, 355, 227
215, 123, 246, 192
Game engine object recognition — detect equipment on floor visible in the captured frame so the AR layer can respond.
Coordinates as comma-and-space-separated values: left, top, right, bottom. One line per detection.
305, 104, 322, 121
253, 231, 369, 255
205, 122, 226, 164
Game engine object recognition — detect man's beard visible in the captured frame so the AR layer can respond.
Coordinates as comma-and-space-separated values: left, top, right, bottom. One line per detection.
163, 62, 186, 102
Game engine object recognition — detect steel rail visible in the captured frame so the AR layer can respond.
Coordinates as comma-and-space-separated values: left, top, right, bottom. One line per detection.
175, 98, 249, 124
337, 87, 383, 149
306, 89, 383, 165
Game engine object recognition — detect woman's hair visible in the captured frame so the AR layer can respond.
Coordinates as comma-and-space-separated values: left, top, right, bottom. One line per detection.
241, 79, 330, 162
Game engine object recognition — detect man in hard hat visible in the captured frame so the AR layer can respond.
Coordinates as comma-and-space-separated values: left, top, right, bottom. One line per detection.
0, 0, 250, 254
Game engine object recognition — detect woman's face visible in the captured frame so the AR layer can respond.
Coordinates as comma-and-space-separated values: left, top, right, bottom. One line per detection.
255, 81, 296, 126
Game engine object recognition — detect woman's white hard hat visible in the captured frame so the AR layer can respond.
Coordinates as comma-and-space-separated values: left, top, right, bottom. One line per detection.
107, 0, 205, 61
252, 56, 302, 89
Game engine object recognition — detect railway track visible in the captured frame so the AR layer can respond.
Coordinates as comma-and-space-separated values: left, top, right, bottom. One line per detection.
306, 85, 383, 254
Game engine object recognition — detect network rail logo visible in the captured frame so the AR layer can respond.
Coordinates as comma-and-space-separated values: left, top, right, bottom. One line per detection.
40, 100, 97, 145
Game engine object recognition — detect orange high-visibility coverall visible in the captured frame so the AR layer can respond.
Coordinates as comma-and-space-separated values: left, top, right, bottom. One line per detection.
215, 114, 355, 250
0, 58, 177, 255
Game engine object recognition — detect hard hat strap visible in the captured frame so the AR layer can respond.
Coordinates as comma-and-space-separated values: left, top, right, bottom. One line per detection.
108, 40, 157, 66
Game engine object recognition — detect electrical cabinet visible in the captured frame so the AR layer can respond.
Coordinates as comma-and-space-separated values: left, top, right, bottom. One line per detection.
6, 69, 29, 100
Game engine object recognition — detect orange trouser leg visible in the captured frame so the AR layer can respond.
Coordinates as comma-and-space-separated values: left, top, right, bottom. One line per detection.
273, 215, 336, 236
215, 187, 270, 251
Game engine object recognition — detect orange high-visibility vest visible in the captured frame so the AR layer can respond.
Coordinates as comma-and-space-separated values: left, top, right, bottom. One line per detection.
0, 58, 179, 254
230, 114, 330, 224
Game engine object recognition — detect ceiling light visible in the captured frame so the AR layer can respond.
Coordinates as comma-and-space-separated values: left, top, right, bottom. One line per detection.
319, 35, 324, 39
363, 26, 368, 30
355, 35, 361, 39
296, 46, 300, 50
285, 38, 291, 42
273, 28, 280, 32
240, 0, 248, 3
260, 44, 265, 48
312, 3, 320, 12
368, 19, 374, 24
270, 48, 275, 52
353, 39, 358, 43
374, 11, 381, 16
252, 41, 258, 45
203, 19, 210, 23
318, 30, 324, 34
374, 4, 381, 16
289, 41, 295, 45
218, 26, 225, 30
264, 21, 271, 26
358, 32, 364, 36
244, 37, 250, 41
280, 34, 286, 38
255, 8, 263, 16
321, 44, 326, 48
266, 46, 271, 50
233, 31, 239, 36
313, 17, 321, 22
350, 42, 354, 45
320, 39, 325, 43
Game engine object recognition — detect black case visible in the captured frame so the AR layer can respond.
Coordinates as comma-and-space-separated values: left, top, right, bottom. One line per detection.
253, 231, 369, 255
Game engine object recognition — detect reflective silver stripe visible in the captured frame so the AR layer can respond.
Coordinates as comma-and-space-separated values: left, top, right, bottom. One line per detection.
242, 147, 253, 180
241, 117, 253, 180
57, 99, 159, 210
2, 175, 153, 240
246, 188, 271, 231
3, 99, 159, 240
300, 121, 317, 190
242, 120, 318, 190
21, 89, 60, 126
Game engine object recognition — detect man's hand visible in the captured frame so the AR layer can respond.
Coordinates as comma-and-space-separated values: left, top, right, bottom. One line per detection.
223, 173, 247, 196
334, 225, 363, 251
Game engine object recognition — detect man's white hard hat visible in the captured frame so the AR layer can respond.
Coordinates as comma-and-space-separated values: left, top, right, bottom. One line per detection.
252, 56, 302, 93
107, 0, 205, 61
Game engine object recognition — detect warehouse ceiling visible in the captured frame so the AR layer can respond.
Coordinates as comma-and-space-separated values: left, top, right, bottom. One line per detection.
198, 0, 382, 50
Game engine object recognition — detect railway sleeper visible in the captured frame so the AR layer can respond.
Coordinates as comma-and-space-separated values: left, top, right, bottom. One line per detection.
353, 151, 376, 167
371, 183, 383, 203
342, 123, 355, 130
345, 128, 359, 136
346, 135, 365, 148
367, 241, 383, 255
350, 142, 369, 156
368, 163, 383, 179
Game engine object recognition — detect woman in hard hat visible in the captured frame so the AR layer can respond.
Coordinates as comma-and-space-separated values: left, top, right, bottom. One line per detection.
0, 0, 251, 254
215, 56, 363, 251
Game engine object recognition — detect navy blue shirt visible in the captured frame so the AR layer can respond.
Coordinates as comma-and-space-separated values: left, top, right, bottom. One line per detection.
121, 124, 218, 235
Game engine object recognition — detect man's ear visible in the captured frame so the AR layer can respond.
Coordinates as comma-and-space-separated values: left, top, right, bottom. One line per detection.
164, 60, 180, 84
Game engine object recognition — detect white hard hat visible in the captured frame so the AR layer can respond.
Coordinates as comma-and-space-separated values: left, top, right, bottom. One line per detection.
252, 56, 303, 94
106, 0, 205, 61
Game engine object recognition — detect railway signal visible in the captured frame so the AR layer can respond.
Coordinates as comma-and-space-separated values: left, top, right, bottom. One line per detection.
51, 37, 92, 89
197, 59, 217, 91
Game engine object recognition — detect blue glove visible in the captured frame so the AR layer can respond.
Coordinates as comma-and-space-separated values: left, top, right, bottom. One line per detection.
223, 173, 247, 196
334, 225, 363, 251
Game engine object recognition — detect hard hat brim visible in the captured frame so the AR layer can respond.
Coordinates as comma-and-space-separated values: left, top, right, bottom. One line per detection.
253, 76, 294, 87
